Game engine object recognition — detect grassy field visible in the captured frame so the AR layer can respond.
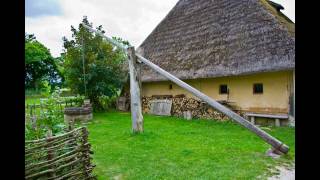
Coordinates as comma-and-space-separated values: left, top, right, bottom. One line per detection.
25, 97, 42, 104
86, 112, 295, 180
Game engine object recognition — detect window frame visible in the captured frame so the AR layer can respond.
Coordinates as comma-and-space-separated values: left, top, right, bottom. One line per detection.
253, 83, 263, 94
219, 84, 228, 94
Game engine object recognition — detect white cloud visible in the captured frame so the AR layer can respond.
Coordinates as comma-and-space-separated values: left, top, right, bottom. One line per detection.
274, 0, 295, 22
25, 0, 294, 57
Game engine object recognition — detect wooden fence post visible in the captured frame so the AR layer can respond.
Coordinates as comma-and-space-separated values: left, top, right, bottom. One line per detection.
46, 130, 55, 179
127, 47, 144, 133
81, 127, 93, 178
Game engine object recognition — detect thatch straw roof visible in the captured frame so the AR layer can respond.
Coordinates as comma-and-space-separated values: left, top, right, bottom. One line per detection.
137, 0, 295, 82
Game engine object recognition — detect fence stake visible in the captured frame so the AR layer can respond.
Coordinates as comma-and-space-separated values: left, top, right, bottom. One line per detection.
46, 130, 56, 179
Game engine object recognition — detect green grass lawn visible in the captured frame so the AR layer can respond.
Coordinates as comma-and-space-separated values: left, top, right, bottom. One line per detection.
86, 112, 295, 180
25, 97, 42, 104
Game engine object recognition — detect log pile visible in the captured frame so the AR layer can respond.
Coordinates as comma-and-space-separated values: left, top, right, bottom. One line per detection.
142, 95, 242, 121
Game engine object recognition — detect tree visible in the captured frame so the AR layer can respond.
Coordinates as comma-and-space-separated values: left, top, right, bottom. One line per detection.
25, 34, 62, 90
62, 16, 129, 110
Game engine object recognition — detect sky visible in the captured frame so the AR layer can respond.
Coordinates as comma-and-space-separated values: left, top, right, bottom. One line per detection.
25, 0, 295, 57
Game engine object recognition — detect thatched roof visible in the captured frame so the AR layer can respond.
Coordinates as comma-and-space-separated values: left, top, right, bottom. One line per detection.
137, 0, 295, 82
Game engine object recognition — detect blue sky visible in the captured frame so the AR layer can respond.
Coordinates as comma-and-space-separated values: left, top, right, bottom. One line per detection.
25, 0, 295, 57
25, 0, 62, 17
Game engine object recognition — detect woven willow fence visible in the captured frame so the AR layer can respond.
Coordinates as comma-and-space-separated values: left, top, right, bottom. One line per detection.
25, 127, 96, 179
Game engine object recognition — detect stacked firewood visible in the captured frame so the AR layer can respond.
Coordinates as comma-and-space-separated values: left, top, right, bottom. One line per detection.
142, 95, 233, 121
142, 96, 153, 113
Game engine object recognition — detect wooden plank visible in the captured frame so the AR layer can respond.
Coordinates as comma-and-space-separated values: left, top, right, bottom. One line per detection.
245, 113, 288, 119
151, 95, 173, 99
128, 47, 144, 133
149, 99, 172, 116
275, 119, 280, 127
136, 54, 289, 154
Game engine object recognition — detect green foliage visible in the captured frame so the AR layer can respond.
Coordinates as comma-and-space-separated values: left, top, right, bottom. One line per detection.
25, 89, 48, 99
25, 89, 66, 140
87, 112, 295, 179
25, 123, 47, 140
41, 90, 64, 130
98, 95, 119, 110
40, 81, 52, 97
62, 16, 129, 111
25, 33, 63, 90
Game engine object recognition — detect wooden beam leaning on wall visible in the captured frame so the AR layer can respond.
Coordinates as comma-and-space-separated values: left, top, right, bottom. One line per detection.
136, 54, 289, 155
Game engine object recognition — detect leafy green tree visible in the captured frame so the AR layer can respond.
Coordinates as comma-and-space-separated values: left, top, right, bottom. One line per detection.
25, 34, 63, 90
54, 54, 66, 87
63, 16, 129, 110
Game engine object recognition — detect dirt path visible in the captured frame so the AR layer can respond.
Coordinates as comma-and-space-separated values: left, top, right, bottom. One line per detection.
268, 165, 295, 180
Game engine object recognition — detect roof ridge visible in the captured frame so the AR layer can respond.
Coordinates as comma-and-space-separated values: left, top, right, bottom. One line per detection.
259, 0, 295, 36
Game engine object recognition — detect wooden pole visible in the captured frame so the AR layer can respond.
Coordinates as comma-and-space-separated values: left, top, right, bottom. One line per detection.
136, 54, 289, 154
127, 47, 144, 133
81, 23, 128, 52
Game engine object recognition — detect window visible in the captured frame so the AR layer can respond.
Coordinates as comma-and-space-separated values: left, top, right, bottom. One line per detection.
253, 83, 263, 94
219, 84, 228, 94
169, 84, 173, 90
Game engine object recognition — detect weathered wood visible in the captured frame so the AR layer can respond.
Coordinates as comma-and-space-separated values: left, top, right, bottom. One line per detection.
275, 119, 280, 127
116, 97, 128, 111
46, 130, 56, 179
149, 99, 172, 116
81, 23, 128, 52
151, 95, 173, 99
25, 127, 96, 179
250, 116, 255, 125
128, 47, 144, 133
136, 54, 289, 154
183, 111, 192, 120
245, 113, 288, 119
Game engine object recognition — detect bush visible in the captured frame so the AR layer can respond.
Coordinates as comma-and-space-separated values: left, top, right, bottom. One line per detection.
98, 95, 118, 111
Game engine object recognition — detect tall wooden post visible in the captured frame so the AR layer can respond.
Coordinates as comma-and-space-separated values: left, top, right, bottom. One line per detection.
127, 47, 144, 133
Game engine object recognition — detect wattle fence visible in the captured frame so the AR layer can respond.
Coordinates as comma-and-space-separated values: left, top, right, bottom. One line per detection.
25, 127, 96, 179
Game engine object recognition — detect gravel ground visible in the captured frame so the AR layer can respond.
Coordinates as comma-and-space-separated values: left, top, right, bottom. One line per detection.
268, 166, 295, 180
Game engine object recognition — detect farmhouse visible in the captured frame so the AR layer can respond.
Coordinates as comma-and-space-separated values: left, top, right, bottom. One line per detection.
123, 0, 295, 125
